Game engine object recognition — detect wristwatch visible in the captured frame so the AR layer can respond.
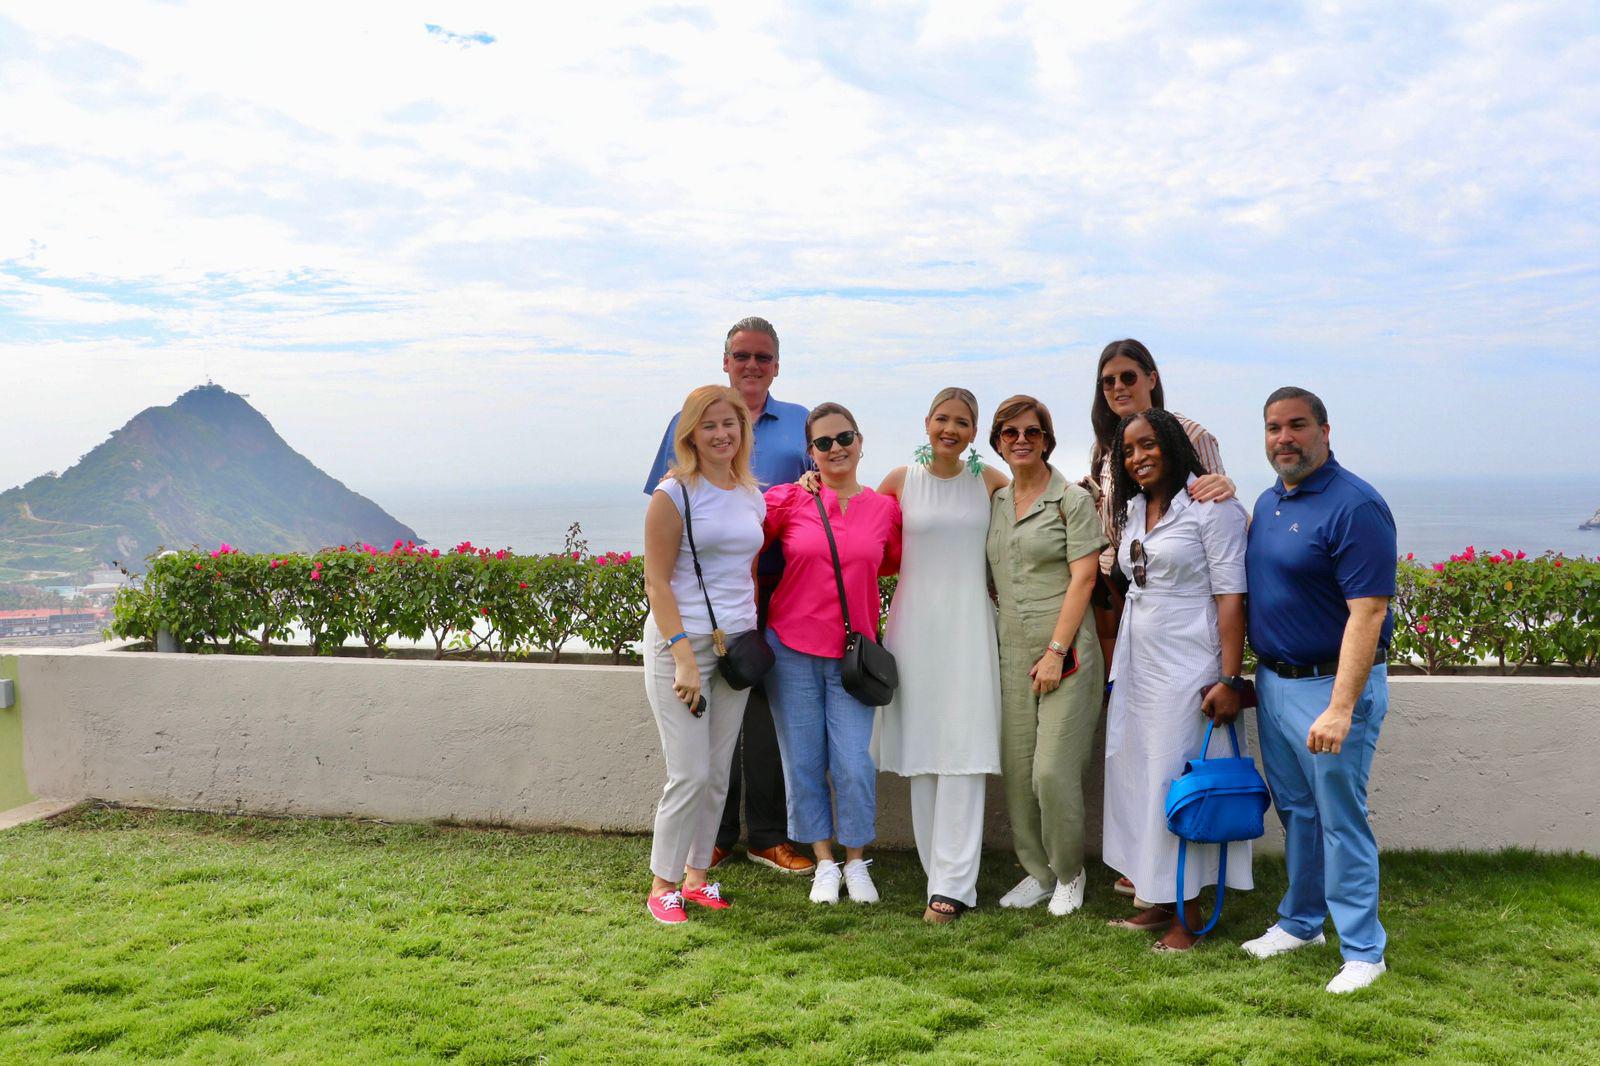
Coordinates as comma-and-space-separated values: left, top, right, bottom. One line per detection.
1220, 674, 1248, 692
1047, 640, 1070, 658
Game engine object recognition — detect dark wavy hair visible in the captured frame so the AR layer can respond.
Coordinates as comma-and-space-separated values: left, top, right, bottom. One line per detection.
1091, 339, 1166, 465
1109, 408, 1206, 545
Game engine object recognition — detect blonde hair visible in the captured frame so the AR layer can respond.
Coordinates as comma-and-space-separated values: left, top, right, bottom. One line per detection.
927, 386, 979, 422
671, 385, 758, 489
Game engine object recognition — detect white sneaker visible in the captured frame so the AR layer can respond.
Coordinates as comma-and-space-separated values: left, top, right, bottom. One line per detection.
809, 859, 841, 904
1241, 924, 1328, 959
999, 874, 1054, 909
842, 858, 879, 904
1326, 959, 1387, 994
1047, 868, 1086, 916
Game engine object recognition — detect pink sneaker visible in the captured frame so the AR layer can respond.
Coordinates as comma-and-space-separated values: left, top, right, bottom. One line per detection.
682, 882, 730, 910
647, 890, 687, 924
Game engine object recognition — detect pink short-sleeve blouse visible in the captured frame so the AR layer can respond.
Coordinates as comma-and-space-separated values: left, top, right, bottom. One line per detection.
763, 483, 902, 659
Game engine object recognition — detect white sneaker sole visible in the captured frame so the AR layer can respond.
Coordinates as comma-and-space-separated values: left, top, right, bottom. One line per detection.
749, 853, 816, 876
1242, 932, 1327, 959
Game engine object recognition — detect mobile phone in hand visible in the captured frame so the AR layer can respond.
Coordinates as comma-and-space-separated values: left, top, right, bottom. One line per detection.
689, 694, 707, 718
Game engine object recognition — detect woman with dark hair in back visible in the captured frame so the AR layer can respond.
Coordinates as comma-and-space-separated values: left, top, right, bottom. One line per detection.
1086, 339, 1236, 904
1101, 407, 1252, 951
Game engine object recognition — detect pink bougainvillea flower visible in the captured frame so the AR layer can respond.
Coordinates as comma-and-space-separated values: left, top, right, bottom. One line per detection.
310, 571, 322, 582
1433, 563, 1446, 572
194, 562, 204, 570
621, 551, 633, 563
1405, 553, 1414, 561
495, 549, 508, 560
431, 549, 441, 558
1414, 622, 1428, 635
210, 550, 221, 559
571, 552, 581, 561
1515, 550, 1526, 560
1502, 548, 1514, 560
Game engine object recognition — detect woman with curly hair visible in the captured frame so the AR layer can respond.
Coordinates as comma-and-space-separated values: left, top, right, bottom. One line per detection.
1101, 407, 1253, 951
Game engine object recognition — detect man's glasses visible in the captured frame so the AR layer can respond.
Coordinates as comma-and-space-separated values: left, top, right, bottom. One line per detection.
730, 351, 775, 365
997, 426, 1044, 443
1129, 539, 1148, 588
1101, 369, 1142, 391
811, 430, 859, 452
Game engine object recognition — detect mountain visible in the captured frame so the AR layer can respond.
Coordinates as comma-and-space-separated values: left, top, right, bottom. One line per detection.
0, 384, 419, 582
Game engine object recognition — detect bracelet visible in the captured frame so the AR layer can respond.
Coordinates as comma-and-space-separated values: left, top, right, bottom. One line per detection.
1047, 640, 1070, 658
666, 631, 689, 646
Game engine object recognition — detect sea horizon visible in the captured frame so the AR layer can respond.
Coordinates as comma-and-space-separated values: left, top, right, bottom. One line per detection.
373, 473, 1600, 566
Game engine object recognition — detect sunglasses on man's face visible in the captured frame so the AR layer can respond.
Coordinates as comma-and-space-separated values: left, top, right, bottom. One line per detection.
998, 425, 1044, 443
811, 430, 859, 452
729, 351, 775, 365
1101, 369, 1143, 391
1129, 538, 1148, 588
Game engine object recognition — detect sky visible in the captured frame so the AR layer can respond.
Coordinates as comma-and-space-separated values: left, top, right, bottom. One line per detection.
2, 1, 1597, 503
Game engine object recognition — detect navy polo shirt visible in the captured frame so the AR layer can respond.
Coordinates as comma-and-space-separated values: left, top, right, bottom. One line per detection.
1246, 453, 1397, 665
644, 394, 811, 576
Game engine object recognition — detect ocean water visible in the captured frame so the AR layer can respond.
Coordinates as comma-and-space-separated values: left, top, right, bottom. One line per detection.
380, 476, 1600, 565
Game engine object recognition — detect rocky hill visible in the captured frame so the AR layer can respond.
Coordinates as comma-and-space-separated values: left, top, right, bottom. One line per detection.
0, 385, 418, 581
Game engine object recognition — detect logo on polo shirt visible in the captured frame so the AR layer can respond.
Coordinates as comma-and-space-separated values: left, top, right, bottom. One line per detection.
1289, 522, 1301, 533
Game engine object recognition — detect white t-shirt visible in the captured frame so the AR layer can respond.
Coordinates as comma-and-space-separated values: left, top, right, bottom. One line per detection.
657, 476, 765, 635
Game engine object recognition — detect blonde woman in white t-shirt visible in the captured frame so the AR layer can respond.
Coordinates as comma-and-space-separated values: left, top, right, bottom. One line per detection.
642, 385, 766, 925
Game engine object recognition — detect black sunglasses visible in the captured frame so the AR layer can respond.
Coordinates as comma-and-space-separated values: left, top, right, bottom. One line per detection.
1129, 539, 1148, 588
811, 430, 859, 452
729, 351, 775, 365
1101, 369, 1142, 391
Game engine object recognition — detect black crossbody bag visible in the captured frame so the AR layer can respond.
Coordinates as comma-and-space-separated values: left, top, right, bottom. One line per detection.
814, 492, 898, 706
681, 483, 773, 690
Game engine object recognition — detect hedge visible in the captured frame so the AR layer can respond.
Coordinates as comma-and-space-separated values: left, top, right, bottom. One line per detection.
109, 534, 900, 664
111, 538, 1596, 675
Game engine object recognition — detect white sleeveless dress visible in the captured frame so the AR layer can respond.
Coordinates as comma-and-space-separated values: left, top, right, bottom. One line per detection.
877, 463, 1002, 776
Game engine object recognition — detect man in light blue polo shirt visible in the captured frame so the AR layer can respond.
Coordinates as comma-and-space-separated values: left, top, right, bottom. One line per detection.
1243, 386, 1396, 995
644, 316, 815, 876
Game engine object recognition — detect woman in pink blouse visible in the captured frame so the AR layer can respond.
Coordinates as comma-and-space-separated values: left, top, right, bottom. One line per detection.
764, 402, 902, 906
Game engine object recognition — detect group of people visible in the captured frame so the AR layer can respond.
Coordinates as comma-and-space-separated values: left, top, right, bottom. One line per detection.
638, 318, 1397, 996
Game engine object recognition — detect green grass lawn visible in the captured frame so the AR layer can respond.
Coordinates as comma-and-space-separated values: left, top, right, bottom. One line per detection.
1, 808, 1596, 1064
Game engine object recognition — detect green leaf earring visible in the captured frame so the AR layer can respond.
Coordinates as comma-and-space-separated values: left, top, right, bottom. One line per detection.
913, 443, 933, 465
966, 448, 983, 476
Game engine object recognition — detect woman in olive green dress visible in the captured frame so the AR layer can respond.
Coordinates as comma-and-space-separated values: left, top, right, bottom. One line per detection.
986, 395, 1107, 917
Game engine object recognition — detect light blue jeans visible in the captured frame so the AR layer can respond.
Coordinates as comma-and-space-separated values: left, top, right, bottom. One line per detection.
764, 630, 878, 848
1256, 664, 1389, 963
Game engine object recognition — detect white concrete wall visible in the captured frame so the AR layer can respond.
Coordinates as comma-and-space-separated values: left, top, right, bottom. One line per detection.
13, 644, 1598, 854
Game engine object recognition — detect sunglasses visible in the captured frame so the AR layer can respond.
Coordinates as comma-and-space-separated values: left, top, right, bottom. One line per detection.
729, 351, 775, 365
1101, 369, 1143, 391
997, 425, 1044, 443
1129, 539, 1148, 588
811, 430, 859, 452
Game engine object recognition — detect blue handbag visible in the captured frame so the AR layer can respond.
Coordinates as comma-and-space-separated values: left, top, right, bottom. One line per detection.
1164, 720, 1272, 935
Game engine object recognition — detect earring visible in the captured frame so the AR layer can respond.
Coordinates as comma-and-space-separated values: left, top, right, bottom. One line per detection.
913, 443, 933, 464
965, 448, 983, 477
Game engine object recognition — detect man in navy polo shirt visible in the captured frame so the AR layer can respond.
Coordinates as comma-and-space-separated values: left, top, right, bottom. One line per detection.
644, 316, 815, 876
1243, 386, 1396, 994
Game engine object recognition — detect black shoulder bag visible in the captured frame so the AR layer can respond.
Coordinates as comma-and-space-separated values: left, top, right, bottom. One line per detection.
814, 493, 898, 706
681, 483, 773, 690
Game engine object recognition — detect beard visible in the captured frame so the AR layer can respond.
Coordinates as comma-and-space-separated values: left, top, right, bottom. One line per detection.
1270, 445, 1318, 483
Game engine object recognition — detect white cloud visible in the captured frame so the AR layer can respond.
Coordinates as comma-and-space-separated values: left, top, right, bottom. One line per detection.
1, 0, 1596, 500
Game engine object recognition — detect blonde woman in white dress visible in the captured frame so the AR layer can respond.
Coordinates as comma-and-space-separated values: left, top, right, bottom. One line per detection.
877, 388, 1009, 923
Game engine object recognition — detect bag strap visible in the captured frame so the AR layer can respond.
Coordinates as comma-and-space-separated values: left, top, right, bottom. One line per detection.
1176, 839, 1227, 936
813, 492, 855, 639
679, 481, 726, 653
1198, 719, 1243, 760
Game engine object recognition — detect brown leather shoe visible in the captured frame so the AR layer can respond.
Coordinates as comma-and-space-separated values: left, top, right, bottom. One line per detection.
708, 846, 732, 870
747, 842, 816, 874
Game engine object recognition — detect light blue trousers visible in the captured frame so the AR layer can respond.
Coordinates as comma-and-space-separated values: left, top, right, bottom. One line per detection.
1255, 664, 1389, 963
764, 631, 878, 848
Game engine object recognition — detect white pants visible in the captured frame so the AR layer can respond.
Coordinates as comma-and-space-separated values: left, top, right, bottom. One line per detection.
909, 773, 987, 907
644, 616, 751, 882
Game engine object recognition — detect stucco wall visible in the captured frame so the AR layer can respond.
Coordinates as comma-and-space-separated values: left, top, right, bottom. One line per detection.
0, 656, 34, 811
11, 644, 1598, 854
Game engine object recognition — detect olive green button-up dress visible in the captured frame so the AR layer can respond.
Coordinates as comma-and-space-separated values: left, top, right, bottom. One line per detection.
986, 467, 1108, 888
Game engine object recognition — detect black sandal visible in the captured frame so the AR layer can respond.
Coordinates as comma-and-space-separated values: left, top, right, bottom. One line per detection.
924, 895, 969, 924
